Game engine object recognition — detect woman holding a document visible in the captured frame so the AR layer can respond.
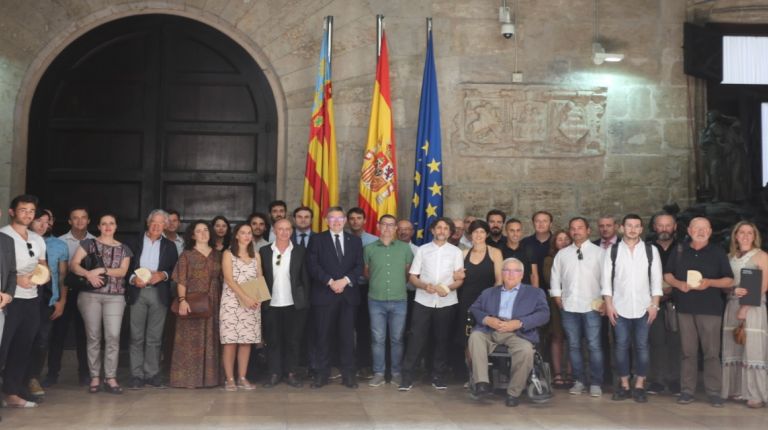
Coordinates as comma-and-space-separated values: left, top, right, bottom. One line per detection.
220, 223, 263, 391
721, 221, 768, 408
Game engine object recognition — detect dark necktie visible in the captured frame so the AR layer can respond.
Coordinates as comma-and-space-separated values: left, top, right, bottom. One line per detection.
334, 234, 343, 262
300, 233, 307, 248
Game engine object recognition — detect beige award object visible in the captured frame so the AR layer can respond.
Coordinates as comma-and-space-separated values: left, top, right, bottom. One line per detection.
30, 264, 51, 285
686, 270, 703, 289
434, 284, 451, 295
238, 276, 271, 307
591, 298, 605, 312
134, 267, 152, 283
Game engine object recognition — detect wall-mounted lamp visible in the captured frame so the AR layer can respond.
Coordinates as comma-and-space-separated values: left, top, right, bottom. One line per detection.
592, 42, 624, 64
500, 0, 514, 39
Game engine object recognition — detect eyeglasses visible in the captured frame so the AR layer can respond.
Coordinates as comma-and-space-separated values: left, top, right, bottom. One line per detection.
276, 253, 282, 266
26, 242, 35, 258
328, 216, 345, 222
502, 269, 523, 274
379, 222, 396, 228
576, 248, 583, 260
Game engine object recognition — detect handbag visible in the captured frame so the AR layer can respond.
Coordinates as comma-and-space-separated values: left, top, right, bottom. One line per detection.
663, 301, 678, 333
733, 321, 747, 346
64, 240, 106, 291
171, 291, 211, 319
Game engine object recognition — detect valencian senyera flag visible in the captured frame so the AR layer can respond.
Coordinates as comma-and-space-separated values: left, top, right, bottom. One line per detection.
358, 31, 398, 235
302, 23, 338, 232
409, 29, 443, 245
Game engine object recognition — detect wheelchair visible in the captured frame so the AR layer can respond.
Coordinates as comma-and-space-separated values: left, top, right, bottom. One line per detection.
487, 344, 553, 403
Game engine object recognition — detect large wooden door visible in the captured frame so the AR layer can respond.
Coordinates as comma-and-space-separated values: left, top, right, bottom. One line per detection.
28, 14, 277, 236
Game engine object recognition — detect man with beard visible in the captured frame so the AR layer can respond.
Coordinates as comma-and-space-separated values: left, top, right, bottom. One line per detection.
485, 209, 506, 248
646, 213, 681, 395
248, 212, 270, 251
291, 206, 314, 248
267, 200, 287, 242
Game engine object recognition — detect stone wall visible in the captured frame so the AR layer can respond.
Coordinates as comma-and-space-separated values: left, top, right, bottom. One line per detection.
0, 0, 693, 230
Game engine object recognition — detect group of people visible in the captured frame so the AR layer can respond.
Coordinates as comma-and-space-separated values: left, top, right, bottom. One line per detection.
0, 195, 766, 417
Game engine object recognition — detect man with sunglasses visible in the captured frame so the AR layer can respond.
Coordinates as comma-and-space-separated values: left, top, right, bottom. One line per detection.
0, 194, 48, 408
468, 257, 550, 406
363, 214, 414, 387
259, 218, 310, 388
550, 216, 604, 397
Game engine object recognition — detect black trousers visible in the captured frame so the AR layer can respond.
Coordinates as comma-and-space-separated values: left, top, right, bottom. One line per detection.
27, 298, 54, 380
402, 302, 457, 378
264, 305, 308, 376
0, 297, 41, 396
314, 299, 358, 377
355, 283, 372, 368
48, 289, 88, 379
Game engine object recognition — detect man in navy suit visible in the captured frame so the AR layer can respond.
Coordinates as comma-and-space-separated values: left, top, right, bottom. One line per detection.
469, 257, 550, 407
125, 209, 179, 389
306, 206, 364, 388
291, 206, 314, 248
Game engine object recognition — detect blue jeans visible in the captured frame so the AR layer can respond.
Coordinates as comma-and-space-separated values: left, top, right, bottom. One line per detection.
561, 310, 603, 385
368, 299, 407, 375
614, 313, 650, 378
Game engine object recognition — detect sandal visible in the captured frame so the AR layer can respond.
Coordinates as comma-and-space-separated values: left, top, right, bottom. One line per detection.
103, 380, 123, 395
552, 374, 568, 389
747, 400, 765, 409
88, 381, 101, 394
223, 378, 237, 392
237, 377, 255, 391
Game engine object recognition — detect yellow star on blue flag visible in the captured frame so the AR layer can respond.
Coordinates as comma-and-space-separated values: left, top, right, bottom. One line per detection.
409, 30, 443, 245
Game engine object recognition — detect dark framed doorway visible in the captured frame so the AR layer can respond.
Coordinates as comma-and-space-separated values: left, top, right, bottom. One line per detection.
28, 14, 277, 237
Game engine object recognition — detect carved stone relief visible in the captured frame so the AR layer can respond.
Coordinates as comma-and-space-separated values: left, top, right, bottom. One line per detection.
453, 84, 607, 157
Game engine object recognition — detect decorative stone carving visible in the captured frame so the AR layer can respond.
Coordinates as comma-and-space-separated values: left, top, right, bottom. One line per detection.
453, 84, 607, 157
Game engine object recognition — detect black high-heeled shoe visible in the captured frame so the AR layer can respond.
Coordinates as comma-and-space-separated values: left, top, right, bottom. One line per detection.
103, 381, 124, 395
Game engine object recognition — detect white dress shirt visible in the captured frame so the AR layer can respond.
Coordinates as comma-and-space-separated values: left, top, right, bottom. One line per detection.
59, 230, 95, 262
600, 240, 663, 319
270, 242, 294, 307
410, 241, 464, 308
549, 241, 602, 313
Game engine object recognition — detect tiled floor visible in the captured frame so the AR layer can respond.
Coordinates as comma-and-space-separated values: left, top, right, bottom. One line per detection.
2, 377, 766, 429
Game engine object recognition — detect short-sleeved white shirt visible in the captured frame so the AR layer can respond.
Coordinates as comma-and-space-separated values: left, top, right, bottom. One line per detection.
410, 241, 464, 308
0, 225, 46, 299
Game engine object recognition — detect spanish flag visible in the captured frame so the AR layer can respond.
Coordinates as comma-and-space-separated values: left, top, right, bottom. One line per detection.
302, 23, 338, 232
358, 31, 397, 234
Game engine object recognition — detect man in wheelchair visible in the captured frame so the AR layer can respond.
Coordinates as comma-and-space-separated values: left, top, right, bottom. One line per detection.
468, 257, 550, 406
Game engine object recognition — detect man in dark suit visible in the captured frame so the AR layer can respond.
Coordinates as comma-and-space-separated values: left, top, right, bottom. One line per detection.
469, 257, 550, 407
0, 208, 14, 421
291, 206, 314, 248
260, 218, 311, 388
306, 206, 364, 388
125, 209, 178, 389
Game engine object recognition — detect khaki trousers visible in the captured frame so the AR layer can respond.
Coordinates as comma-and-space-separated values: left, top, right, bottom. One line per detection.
469, 330, 533, 396
678, 313, 722, 396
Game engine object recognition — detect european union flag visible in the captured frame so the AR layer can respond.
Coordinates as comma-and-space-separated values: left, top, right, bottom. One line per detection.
409, 31, 443, 245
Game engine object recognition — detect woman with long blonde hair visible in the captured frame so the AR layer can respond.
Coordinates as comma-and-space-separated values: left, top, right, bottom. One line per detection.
721, 221, 768, 408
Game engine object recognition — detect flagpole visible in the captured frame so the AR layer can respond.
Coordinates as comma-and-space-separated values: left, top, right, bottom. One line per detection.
426, 17, 432, 43
376, 14, 384, 58
326, 16, 333, 64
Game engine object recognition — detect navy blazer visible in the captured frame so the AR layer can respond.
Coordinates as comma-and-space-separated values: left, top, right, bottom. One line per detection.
470, 283, 550, 345
306, 230, 364, 306
259, 244, 311, 310
0, 233, 17, 297
125, 234, 179, 307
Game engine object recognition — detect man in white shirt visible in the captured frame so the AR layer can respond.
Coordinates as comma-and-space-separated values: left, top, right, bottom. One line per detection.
601, 214, 662, 403
399, 217, 464, 391
550, 216, 604, 397
0, 195, 48, 408
47, 207, 93, 387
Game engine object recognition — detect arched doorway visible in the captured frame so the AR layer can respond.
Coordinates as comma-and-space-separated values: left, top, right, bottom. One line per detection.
28, 14, 277, 236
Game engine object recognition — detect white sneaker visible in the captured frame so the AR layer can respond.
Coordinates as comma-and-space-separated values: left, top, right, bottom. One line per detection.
589, 385, 602, 397
569, 381, 585, 395
369, 374, 386, 387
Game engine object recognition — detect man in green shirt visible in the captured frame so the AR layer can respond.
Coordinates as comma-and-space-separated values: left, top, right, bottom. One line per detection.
363, 214, 414, 387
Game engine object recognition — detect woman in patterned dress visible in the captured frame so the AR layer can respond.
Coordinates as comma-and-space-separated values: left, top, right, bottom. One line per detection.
70, 213, 132, 394
170, 220, 222, 388
721, 221, 768, 408
220, 223, 262, 391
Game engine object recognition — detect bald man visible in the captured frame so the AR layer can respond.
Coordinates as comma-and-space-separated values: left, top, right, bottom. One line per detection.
663, 217, 733, 407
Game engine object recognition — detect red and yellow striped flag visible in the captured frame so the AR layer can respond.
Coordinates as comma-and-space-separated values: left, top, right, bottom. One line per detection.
358, 31, 397, 234
303, 26, 338, 232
